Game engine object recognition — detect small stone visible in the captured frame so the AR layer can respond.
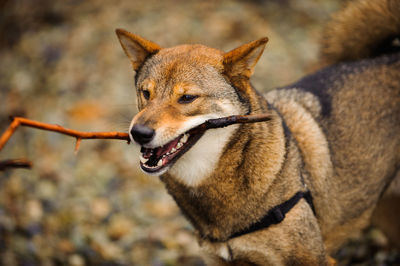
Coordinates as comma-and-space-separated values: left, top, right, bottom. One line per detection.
91, 240, 122, 260
68, 254, 85, 266
144, 201, 178, 218
107, 215, 134, 240
375, 250, 388, 264
43, 215, 60, 234
37, 181, 57, 200
6, 176, 23, 196
90, 198, 111, 220
369, 228, 388, 247
24, 223, 42, 237
58, 239, 75, 253
26, 200, 43, 222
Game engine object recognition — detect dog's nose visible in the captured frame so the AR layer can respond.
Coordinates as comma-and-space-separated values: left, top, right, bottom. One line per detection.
130, 124, 155, 145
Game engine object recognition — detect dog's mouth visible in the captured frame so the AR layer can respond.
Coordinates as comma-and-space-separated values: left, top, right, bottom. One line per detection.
139, 129, 205, 174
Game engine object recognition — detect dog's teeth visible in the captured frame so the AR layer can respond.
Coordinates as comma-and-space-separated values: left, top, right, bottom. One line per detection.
181, 134, 189, 143
157, 159, 163, 167
171, 147, 177, 153
177, 142, 183, 149
140, 154, 149, 164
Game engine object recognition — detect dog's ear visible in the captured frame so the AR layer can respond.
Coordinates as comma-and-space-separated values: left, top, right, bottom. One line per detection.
223, 37, 268, 79
116, 29, 161, 71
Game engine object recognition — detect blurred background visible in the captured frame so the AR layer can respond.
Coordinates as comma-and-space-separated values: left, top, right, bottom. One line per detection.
0, 0, 398, 265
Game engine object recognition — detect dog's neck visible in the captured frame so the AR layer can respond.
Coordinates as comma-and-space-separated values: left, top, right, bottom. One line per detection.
161, 91, 306, 241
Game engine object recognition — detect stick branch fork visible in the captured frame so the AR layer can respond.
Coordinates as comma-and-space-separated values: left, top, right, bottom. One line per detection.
0, 114, 270, 169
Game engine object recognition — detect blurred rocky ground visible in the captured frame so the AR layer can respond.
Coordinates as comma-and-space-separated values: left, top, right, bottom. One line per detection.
0, 0, 398, 265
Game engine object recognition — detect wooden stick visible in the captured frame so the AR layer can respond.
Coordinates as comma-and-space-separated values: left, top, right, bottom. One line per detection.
0, 114, 270, 152
0, 114, 271, 169
189, 114, 271, 134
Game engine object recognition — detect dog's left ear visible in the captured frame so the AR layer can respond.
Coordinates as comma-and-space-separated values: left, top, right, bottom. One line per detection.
116, 29, 161, 71
223, 37, 268, 79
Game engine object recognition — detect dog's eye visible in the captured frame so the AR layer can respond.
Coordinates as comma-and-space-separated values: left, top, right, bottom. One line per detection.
142, 90, 150, 100
178, 94, 198, 104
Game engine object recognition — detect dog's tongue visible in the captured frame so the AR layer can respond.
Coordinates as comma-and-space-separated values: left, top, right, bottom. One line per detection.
141, 136, 181, 159
156, 137, 180, 157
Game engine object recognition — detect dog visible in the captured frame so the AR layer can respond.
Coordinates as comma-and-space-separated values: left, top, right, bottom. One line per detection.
116, 0, 400, 264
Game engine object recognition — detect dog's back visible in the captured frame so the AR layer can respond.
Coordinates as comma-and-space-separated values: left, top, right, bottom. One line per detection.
266, 0, 400, 251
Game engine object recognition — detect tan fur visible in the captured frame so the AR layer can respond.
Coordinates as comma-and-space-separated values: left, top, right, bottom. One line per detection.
116, 0, 400, 264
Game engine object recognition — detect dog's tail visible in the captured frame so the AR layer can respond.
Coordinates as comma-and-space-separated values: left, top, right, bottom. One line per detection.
320, 0, 400, 65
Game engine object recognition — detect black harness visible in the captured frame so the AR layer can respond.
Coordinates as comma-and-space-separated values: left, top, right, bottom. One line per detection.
229, 190, 315, 240
206, 190, 315, 242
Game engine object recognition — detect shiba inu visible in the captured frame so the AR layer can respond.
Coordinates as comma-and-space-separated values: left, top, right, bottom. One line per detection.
116, 0, 400, 264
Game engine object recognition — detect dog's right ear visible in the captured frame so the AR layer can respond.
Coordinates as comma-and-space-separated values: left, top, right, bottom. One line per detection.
223, 37, 268, 79
115, 29, 161, 71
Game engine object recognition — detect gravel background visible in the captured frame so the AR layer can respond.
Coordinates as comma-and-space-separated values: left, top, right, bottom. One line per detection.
0, 0, 398, 265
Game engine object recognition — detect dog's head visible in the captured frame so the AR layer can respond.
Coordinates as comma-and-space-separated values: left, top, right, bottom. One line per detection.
116, 29, 267, 185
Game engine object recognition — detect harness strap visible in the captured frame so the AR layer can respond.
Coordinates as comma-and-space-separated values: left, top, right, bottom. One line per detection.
207, 190, 315, 242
